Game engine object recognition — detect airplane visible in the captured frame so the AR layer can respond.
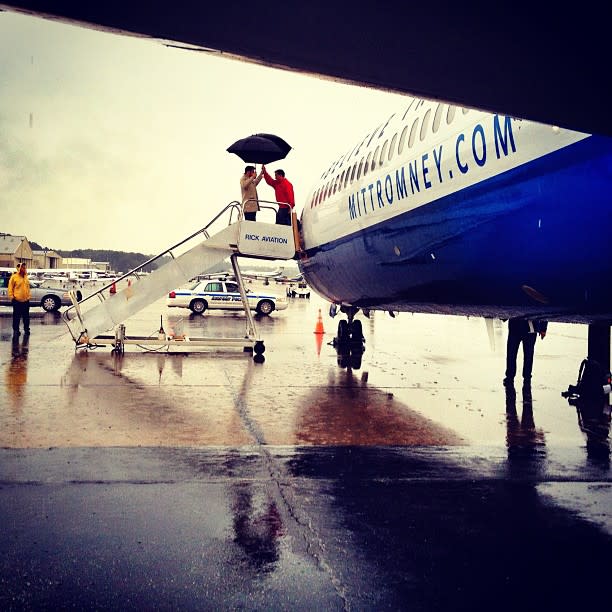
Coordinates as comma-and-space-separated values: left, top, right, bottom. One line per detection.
2, 4, 612, 390
274, 273, 304, 284
240, 266, 285, 281
297, 98, 612, 381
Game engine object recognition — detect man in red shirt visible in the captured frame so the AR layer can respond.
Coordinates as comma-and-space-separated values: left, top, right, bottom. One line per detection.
262, 166, 295, 226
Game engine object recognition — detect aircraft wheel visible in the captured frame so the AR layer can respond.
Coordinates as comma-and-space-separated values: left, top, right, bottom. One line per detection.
350, 319, 364, 342
254, 340, 265, 355
337, 320, 350, 343
350, 351, 363, 369
254, 353, 265, 364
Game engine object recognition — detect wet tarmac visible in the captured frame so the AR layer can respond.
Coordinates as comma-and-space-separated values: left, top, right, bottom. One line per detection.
1, 286, 611, 610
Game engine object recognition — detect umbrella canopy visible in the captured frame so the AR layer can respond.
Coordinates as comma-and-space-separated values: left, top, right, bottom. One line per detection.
227, 133, 292, 165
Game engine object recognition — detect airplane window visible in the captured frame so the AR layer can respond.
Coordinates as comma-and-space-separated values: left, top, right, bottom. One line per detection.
350, 163, 357, 182
446, 106, 456, 124
340, 170, 345, 189
371, 146, 380, 171
408, 117, 419, 147
364, 152, 372, 176
398, 125, 408, 154
356, 158, 364, 180
332, 177, 337, 195
432, 104, 444, 133
379, 141, 389, 166
344, 169, 350, 189
388, 133, 398, 161
420, 109, 431, 141
335, 174, 341, 193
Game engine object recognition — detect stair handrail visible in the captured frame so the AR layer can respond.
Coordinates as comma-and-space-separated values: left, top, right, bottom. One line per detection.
62, 200, 243, 322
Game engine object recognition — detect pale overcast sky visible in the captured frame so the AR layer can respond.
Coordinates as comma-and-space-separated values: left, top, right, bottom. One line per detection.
0, 11, 408, 254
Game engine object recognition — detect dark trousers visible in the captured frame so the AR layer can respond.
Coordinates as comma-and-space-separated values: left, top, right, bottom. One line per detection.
244, 211, 257, 221
276, 207, 291, 226
505, 320, 537, 380
12, 300, 30, 334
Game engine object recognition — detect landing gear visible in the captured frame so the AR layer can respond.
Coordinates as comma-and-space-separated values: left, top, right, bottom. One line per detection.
333, 306, 365, 347
332, 305, 365, 369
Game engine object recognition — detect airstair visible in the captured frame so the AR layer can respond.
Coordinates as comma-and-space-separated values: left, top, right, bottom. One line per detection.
61, 201, 300, 358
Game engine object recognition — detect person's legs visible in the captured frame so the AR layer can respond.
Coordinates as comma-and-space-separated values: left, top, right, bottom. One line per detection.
23, 302, 30, 334
276, 208, 290, 225
505, 328, 521, 383
522, 333, 537, 382
12, 302, 20, 334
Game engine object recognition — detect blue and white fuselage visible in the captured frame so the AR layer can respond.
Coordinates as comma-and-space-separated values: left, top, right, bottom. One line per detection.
299, 100, 612, 322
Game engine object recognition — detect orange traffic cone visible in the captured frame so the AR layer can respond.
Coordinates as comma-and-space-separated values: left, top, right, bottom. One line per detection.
109, 282, 116, 294
314, 309, 325, 334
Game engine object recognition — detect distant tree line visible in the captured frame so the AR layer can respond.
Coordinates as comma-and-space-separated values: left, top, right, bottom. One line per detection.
57, 248, 169, 274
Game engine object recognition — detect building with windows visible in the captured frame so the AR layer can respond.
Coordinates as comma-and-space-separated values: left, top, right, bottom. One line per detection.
32, 249, 62, 269
0, 233, 33, 268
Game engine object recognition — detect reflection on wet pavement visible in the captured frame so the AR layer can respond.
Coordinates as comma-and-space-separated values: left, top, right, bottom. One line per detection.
231, 482, 284, 572
294, 367, 464, 445
1, 293, 611, 609
504, 385, 547, 478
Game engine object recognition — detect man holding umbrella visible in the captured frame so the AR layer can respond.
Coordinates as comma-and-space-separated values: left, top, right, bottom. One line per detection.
227, 133, 293, 223
240, 165, 264, 221
262, 165, 295, 226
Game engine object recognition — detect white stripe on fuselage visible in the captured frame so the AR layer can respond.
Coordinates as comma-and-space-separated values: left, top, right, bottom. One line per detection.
302, 106, 589, 249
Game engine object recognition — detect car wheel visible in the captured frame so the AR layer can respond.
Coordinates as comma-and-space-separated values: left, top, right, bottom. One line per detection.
190, 299, 207, 314
256, 300, 275, 315
41, 295, 61, 312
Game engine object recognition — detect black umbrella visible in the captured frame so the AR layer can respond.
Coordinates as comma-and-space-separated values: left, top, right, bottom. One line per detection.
227, 133, 292, 165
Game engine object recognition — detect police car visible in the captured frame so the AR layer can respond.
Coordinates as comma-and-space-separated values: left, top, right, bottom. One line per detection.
166, 280, 288, 315
0, 269, 82, 312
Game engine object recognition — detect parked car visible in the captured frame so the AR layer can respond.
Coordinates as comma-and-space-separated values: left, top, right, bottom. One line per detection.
167, 280, 288, 315
0, 269, 82, 312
